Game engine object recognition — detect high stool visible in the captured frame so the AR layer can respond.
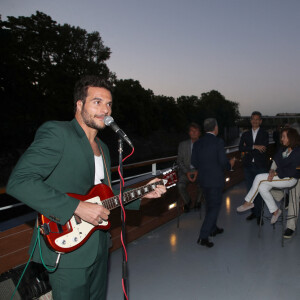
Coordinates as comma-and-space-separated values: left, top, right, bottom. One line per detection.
176, 192, 204, 228
259, 182, 298, 247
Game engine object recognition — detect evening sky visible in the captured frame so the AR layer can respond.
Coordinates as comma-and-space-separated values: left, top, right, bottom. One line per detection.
1, 0, 300, 116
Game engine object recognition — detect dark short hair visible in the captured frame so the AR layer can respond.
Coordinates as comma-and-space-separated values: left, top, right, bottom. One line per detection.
188, 122, 200, 132
73, 75, 112, 112
251, 111, 262, 119
281, 127, 300, 149
203, 118, 218, 132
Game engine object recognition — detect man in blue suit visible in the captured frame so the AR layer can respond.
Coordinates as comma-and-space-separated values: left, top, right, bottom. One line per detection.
239, 111, 269, 224
192, 118, 235, 248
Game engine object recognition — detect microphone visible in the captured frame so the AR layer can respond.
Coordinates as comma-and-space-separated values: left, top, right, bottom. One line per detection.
104, 116, 134, 148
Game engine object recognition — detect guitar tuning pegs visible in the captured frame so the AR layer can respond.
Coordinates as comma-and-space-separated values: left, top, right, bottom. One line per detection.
163, 168, 172, 175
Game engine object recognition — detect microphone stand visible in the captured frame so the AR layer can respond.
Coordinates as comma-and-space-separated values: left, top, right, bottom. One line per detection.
118, 138, 128, 299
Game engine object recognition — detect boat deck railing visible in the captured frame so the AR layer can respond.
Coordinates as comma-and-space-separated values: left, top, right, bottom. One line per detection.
0, 143, 275, 275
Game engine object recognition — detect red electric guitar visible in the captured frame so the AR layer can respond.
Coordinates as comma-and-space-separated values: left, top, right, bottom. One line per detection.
38, 169, 177, 253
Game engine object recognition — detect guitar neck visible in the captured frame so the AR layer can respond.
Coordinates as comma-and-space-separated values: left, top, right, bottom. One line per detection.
102, 179, 164, 211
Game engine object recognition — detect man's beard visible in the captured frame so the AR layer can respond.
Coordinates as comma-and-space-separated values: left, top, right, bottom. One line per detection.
81, 107, 105, 131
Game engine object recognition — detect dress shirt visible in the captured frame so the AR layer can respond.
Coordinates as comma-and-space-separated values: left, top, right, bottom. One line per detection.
252, 128, 260, 161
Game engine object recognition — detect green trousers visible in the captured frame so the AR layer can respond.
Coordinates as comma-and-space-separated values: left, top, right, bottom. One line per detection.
48, 242, 109, 300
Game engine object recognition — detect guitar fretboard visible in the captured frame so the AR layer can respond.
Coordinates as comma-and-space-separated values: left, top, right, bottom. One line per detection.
102, 179, 164, 210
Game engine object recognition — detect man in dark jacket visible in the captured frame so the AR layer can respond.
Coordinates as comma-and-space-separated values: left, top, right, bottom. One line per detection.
192, 118, 235, 248
239, 111, 269, 224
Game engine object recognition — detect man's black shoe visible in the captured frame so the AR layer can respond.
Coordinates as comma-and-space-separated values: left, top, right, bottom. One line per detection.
197, 238, 214, 248
183, 205, 190, 213
257, 216, 264, 226
210, 227, 224, 237
246, 213, 256, 221
284, 228, 294, 238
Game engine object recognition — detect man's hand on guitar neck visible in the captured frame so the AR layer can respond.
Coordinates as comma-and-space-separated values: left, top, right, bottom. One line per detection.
74, 201, 110, 226
74, 178, 166, 226
142, 178, 167, 199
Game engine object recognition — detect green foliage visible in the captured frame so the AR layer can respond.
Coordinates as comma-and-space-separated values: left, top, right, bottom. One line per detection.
0, 11, 114, 148
176, 91, 240, 136
112, 79, 154, 135
112, 82, 240, 138
177, 95, 202, 128
113, 80, 186, 135
0, 11, 240, 151
152, 95, 183, 131
197, 90, 240, 135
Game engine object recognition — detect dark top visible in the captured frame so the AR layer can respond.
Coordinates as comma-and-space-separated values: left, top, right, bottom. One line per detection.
273, 146, 300, 179
239, 128, 269, 168
191, 133, 231, 188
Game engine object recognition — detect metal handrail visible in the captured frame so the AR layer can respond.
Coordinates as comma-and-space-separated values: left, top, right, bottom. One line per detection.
111, 144, 246, 171
110, 155, 177, 172
0, 145, 242, 195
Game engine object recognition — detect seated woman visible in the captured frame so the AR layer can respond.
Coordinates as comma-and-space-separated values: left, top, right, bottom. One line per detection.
237, 127, 300, 224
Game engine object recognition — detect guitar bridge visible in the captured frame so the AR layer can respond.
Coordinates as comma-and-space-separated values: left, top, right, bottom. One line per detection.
40, 222, 64, 235
40, 223, 51, 235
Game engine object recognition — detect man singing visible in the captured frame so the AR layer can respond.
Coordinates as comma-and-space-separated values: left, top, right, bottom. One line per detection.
7, 75, 166, 300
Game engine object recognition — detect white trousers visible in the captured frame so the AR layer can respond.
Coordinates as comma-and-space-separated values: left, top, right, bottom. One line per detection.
245, 173, 297, 213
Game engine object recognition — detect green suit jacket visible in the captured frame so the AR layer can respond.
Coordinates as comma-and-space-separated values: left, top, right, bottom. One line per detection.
7, 118, 139, 268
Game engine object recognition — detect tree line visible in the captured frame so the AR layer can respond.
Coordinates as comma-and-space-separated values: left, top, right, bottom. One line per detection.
0, 11, 240, 158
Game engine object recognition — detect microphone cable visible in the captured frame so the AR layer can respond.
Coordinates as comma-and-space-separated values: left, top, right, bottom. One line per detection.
118, 146, 135, 300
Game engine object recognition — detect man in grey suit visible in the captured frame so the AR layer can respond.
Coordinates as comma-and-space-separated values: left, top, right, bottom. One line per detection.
177, 123, 203, 212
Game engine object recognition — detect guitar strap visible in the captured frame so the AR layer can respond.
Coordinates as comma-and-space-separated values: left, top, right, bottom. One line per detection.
96, 137, 112, 189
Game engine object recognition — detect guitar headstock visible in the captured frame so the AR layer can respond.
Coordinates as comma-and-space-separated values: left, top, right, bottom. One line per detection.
162, 168, 178, 189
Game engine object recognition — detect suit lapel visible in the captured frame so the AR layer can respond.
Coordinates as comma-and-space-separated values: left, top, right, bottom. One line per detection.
250, 130, 255, 144
187, 140, 194, 167
253, 128, 261, 144
187, 140, 191, 158
70, 119, 95, 184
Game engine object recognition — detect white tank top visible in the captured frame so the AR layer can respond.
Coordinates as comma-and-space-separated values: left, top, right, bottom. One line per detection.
94, 155, 104, 184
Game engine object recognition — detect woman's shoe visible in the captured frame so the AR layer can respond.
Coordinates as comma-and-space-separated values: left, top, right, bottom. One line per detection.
237, 203, 254, 212
270, 209, 282, 224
